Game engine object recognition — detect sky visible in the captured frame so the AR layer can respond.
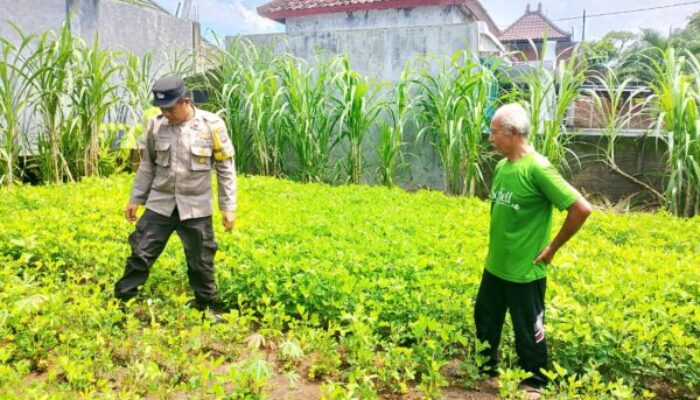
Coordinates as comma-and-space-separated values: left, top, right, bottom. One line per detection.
151, 0, 700, 41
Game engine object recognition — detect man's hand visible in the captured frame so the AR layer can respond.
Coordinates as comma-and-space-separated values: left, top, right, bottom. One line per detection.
533, 198, 593, 266
533, 245, 556, 264
222, 211, 235, 231
124, 202, 139, 223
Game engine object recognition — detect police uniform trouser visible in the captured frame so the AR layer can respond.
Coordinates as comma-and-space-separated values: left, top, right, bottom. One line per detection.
474, 269, 548, 388
114, 208, 218, 304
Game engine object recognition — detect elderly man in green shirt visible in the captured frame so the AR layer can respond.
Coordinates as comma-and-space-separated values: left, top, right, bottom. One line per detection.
475, 103, 592, 398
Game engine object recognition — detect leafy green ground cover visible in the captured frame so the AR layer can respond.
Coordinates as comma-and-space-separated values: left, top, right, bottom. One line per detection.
0, 175, 698, 399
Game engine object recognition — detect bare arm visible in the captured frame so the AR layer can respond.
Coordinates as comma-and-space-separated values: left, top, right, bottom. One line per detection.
533, 197, 593, 264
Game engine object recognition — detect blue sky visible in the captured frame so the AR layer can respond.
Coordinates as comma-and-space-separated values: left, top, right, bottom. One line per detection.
152, 0, 699, 40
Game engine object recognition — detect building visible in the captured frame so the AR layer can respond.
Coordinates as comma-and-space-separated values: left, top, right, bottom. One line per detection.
239, 0, 504, 81
498, 2, 574, 65
0, 0, 199, 60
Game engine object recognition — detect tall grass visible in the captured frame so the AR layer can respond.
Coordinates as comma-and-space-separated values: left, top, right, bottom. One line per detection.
2, 21, 698, 217
650, 49, 700, 217
519, 45, 586, 173
71, 36, 121, 177
415, 51, 495, 195
0, 24, 35, 186
586, 66, 665, 202
243, 60, 286, 176
332, 57, 388, 184
376, 65, 413, 188
30, 22, 74, 183
280, 56, 337, 182
121, 51, 157, 142
205, 38, 251, 173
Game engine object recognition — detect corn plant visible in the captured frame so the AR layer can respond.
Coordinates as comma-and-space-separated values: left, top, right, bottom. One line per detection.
29, 22, 75, 183
332, 56, 389, 184
280, 56, 337, 182
70, 36, 121, 177
650, 48, 700, 217
0, 25, 35, 186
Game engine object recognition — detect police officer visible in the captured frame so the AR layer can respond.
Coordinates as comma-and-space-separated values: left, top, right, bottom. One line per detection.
115, 76, 236, 313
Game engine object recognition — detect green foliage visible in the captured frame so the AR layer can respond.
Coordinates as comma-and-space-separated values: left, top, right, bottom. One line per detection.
332, 56, 389, 184
415, 51, 496, 195
0, 22, 36, 186
0, 175, 697, 398
517, 44, 587, 174
278, 56, 338, 183
649, 48, 700, 216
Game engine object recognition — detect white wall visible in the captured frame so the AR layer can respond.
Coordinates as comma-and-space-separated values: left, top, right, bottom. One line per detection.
240, 22, 480, 82
286, 5, 470, 34
0, 0, 198, 60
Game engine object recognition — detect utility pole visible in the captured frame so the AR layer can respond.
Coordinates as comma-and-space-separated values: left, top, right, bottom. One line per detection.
582, 9, 587, 42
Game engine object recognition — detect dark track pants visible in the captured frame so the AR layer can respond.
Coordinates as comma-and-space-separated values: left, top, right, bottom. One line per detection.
474, 269, 548, 388
114, 208, 218, 304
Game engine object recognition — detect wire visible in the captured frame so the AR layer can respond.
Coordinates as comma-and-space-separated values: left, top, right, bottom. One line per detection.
555, 0, 700, 21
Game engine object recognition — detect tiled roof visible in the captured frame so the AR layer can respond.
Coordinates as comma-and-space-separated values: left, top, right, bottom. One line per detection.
498, 5, 570, 42
258, 0, 500, 35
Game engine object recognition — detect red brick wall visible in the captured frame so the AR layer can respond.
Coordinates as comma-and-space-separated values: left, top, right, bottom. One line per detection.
570, 95, 655, 130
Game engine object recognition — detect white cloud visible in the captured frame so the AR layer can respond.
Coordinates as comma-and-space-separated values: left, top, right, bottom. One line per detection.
154, 0, 282, 35
196, 0, 281, 35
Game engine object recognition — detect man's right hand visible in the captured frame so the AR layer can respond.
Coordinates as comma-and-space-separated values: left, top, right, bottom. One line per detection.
124, 203, 139, 223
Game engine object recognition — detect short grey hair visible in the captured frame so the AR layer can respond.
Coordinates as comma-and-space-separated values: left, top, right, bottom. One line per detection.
492, 103, 530, 136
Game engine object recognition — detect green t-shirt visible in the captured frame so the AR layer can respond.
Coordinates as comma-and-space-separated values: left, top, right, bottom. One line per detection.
485, 151, 580, 283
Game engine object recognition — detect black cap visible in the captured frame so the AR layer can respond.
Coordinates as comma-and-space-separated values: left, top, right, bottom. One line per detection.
152, 75, 187, 107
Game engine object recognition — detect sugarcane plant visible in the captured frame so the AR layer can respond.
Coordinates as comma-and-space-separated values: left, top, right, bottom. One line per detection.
0, 24, 36, 186
240, 45, 286, 176
376, 64, 413, 188
332, 56, 389, 184
205, 37, 251, 173
70, 35, 121, 177
415, 51, 494, 195
280, 56, 338, 182
517, 42, 586, 174
649, 48, 700, 217
586, 65, 664, 203
29, 21, 75, 183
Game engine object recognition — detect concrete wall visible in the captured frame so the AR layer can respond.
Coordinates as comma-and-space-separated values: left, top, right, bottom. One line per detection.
392, 133, 666, 201
0, 0, 197, 60
92, 0, 196, 58
240, 23, 479, 82
286, 5, 470, 34
568, 135, 665, 202
0, 0, 67, 41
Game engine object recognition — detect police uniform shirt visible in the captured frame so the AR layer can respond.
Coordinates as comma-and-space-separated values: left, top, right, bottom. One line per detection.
129, 107, 237, 220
